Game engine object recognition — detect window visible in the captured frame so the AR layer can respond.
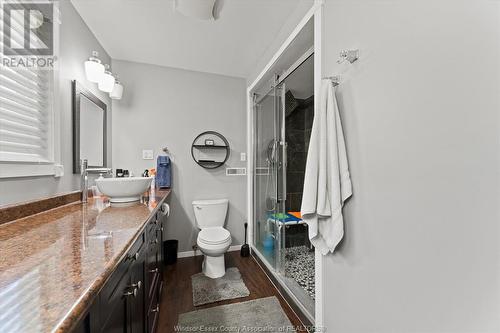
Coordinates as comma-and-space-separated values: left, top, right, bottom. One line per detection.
0, 1, 61, 178
0, 66, 54, 163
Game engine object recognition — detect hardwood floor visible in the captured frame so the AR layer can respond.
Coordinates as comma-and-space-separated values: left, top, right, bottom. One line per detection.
157, 251, 305, 332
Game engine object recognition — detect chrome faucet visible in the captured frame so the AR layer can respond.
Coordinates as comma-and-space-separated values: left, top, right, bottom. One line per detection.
81, 159, 112, 203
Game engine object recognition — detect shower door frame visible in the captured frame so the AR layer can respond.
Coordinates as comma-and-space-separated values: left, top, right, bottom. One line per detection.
252, 56, 314, 323
246, 0, 325, 327
252, 78, 285, 272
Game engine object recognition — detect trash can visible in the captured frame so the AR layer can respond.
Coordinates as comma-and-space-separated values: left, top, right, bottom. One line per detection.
164, 239, 178, 265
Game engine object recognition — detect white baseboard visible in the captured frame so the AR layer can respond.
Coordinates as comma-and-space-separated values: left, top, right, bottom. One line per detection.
178, 244, 242, 258
178, 251, 196, 258
229, 244, 242, 252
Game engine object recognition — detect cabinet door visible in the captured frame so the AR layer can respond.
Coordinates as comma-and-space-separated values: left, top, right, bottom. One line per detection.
99, 271, 130, 333
158, 216, 165, 277
99, 234, 145, 333
129, 249, 145, 333
146, 231, 161, 302
146, 274, 161, 333
145, 221, 163, 333
146, 299, 160, 333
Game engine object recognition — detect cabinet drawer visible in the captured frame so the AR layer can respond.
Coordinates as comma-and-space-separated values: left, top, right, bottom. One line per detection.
100, 233, 144, 313
99, 263, 130, 330
147, 306, 159, 333
147, 213, 160, 235
129, 232, 145, 258
146, 233, 161, 296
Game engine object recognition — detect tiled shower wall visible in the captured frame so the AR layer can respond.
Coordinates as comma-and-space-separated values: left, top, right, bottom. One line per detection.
285, 96, 314, 212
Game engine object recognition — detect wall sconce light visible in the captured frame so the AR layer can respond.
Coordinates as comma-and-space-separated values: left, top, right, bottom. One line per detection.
98, 64, 115, 93
110, 76, 123, 100
85, 51, 124, 99
84, 51, 104, 83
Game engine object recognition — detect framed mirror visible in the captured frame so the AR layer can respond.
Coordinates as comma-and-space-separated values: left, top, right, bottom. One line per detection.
72, 80, 107, 174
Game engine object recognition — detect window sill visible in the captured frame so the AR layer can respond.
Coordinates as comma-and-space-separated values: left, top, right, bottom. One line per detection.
0, 163, 64, 178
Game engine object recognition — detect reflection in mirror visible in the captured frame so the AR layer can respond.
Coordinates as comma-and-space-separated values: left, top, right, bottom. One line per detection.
80, 96, 104, 166
72, 81, 107, 173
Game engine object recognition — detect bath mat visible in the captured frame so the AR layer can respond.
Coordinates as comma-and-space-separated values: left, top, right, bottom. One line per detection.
178, 296, 295, 332
191, 267, 250, 306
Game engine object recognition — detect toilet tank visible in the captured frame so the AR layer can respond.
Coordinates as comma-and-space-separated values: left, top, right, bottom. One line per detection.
192, 199, 229, 229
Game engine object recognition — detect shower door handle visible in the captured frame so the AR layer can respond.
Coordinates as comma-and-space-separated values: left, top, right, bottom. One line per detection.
281, 141, 287, 168
280, 141, 287, 207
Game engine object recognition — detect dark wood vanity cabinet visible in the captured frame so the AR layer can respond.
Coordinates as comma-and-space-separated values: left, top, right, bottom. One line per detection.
145, 212, 164, 333
75, 212, 165, 333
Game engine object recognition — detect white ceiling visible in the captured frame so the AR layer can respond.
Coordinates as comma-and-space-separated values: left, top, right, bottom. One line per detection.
71, 0, 311, 79
252, 18, 313, 96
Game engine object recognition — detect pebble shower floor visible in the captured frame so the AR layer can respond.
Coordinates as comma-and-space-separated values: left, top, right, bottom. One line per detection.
282, 246, 315, 300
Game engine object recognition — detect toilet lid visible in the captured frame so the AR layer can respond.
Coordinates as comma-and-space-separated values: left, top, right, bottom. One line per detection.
198, 227, 231, 245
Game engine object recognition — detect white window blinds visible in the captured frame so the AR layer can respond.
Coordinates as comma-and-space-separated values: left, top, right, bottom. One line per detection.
0, 0, 54, 164
0, 65, 53, 163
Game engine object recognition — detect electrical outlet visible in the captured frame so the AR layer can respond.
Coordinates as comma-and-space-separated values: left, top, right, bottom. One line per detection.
240, 152, 246, 161
142, 149, 154, 160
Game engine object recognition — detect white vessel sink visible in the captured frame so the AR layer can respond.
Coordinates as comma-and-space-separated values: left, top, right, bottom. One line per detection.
95, 177, 153, 203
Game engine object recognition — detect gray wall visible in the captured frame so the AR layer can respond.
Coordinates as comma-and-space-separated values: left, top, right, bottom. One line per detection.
0, 1, 112, 206
111, 60, 247, 252
321, 0, 500, 332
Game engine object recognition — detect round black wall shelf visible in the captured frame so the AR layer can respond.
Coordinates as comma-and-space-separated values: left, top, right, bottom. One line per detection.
191, 131, 230, 169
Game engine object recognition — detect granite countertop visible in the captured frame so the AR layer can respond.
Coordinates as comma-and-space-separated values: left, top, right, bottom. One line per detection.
0, 189, 171, 333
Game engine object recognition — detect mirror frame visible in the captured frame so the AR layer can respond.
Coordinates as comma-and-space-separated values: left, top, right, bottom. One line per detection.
72, 80, 107, 174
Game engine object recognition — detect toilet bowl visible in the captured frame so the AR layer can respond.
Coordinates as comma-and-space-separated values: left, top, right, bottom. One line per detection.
192, 199, 231, 278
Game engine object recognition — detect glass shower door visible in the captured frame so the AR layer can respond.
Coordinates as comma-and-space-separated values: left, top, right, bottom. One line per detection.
253, 83, 285, 269
252, 53, 316, 321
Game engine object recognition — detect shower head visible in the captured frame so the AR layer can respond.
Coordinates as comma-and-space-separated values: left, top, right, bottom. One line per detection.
285, 90, 299, 117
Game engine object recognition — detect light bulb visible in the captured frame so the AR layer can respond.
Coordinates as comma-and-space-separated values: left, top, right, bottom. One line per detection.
84, 51, 104, 83
98, 64, 115, 93
110, 77, 123, 100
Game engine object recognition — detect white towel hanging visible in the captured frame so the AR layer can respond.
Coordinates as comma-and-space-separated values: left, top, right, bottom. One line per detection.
300, 79, 352, 255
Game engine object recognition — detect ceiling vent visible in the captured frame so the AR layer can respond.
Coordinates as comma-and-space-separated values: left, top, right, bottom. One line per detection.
174, 0, 221, 21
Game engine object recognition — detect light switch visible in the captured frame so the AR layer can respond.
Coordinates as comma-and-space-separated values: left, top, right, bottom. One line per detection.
240, 152, 246, 161
142, 150, 154, 160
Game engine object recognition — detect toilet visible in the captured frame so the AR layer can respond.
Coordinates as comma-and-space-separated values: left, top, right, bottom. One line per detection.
192, 199, 231, 278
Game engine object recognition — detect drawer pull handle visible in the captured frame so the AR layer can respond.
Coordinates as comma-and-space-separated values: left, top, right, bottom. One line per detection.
151, 305, 160, 313
123, 287, 138, 298
131, 280, 142, 290
149, 268, 159, 274
127, 252, 140, 261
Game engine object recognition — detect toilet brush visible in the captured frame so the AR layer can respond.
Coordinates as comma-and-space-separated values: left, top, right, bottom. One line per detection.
241, 222, 250, 257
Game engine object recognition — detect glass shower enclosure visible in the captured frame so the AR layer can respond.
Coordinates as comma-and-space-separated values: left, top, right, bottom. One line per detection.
253, 81, 286, 268
253, 78, 315, 320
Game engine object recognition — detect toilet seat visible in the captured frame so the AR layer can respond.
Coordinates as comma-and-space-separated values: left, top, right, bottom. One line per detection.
198, 227, 231, 245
